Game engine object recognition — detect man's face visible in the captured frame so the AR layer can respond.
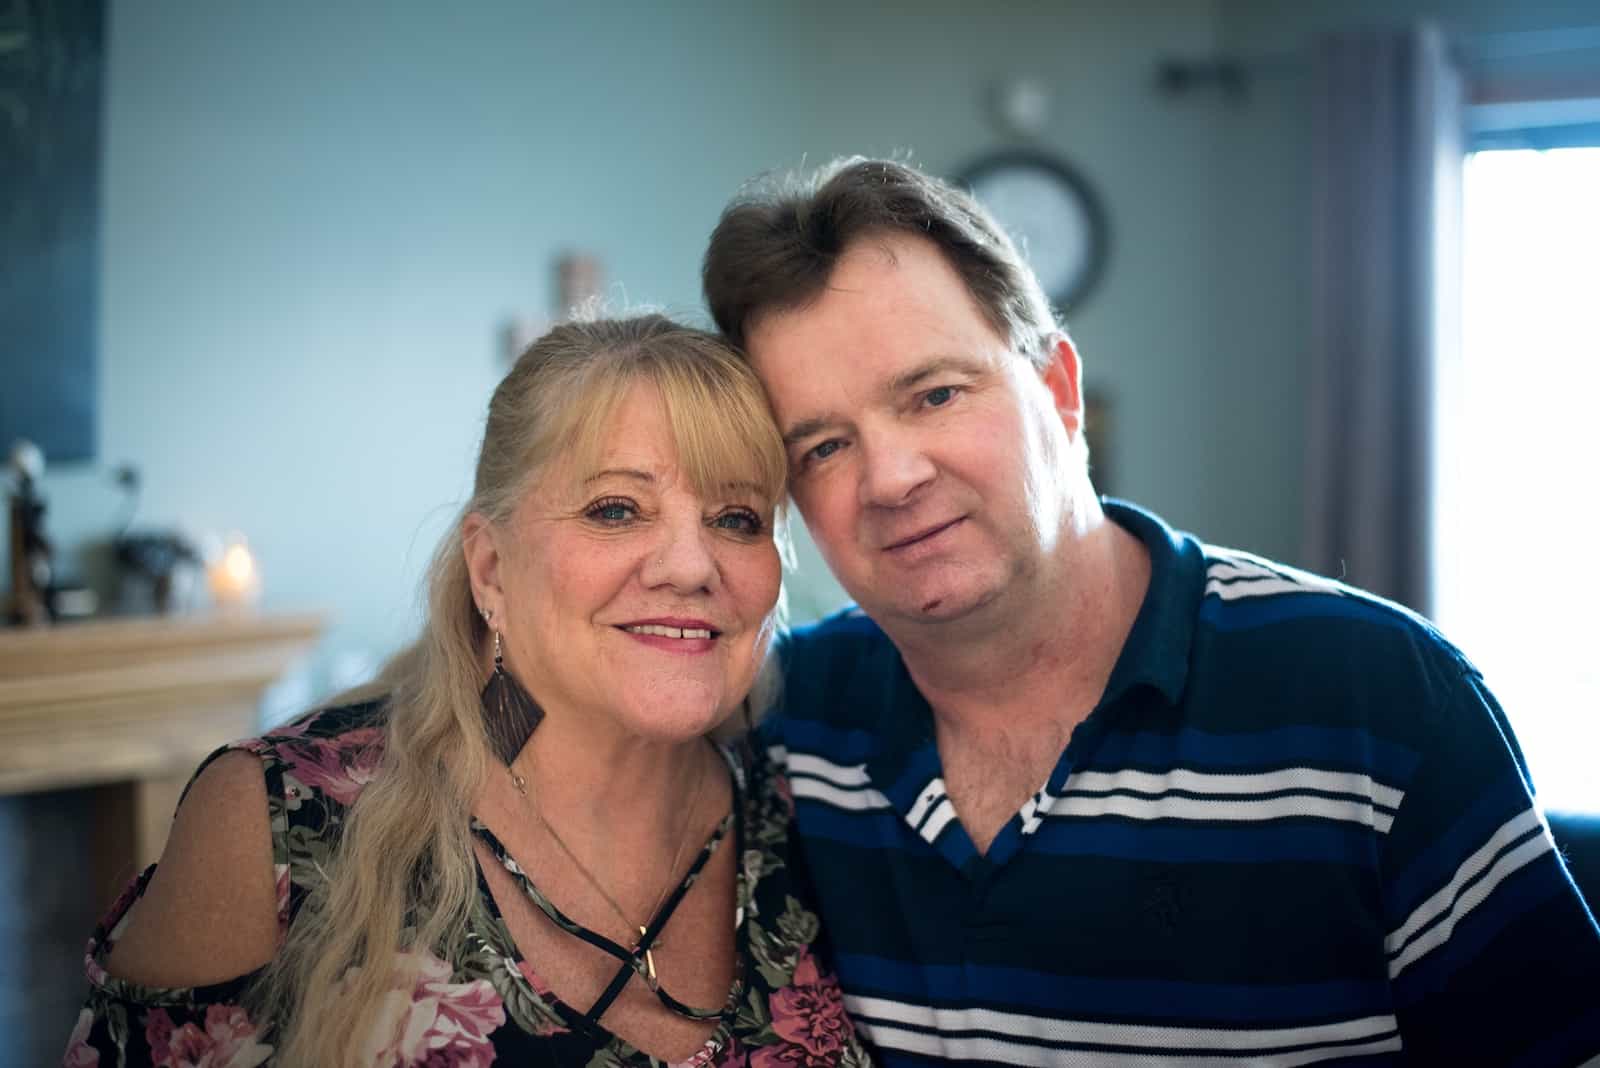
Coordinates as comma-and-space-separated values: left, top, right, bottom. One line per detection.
745, 234, 1081, 632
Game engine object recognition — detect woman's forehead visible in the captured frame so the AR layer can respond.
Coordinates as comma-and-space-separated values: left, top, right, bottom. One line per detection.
543, 424, 774, 505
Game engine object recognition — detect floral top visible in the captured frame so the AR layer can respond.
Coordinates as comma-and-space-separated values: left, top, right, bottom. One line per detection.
67, 700, 872, 1067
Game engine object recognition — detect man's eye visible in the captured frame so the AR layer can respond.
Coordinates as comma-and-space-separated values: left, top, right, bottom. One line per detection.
806, 440, 844, 464
711, 509, 764, 535
585, 498, 637, 524
924, 385, 957, 407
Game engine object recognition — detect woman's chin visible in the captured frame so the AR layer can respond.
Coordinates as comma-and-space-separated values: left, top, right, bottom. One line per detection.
610, 694, 737, 744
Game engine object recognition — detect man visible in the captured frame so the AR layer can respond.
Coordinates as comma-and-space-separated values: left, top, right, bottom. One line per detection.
702, 158, 1600, 1065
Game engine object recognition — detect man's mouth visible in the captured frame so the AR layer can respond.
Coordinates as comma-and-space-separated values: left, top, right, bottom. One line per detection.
883, 518, 964, 552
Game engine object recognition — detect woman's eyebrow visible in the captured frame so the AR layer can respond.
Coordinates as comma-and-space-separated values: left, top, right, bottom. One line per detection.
583, 468, 655, 485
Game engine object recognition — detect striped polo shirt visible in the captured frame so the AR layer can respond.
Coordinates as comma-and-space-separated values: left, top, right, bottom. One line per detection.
762, 500, 1600, 1066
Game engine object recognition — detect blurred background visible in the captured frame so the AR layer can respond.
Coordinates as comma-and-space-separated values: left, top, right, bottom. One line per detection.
3, 1, 1598, 1062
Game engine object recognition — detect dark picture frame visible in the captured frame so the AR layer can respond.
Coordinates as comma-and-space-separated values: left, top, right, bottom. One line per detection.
0, 0, 106, 462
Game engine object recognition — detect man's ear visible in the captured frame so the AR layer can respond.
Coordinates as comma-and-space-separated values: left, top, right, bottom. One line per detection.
1039, 334, 1084, 438
461, 512, 505, 623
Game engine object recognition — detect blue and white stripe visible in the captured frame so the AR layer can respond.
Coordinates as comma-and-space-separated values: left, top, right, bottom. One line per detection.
1386, 808, 1555, 978
1041, 766, 1405, 833
846, 995, 1402, 1066
1203, 548, 1348, 601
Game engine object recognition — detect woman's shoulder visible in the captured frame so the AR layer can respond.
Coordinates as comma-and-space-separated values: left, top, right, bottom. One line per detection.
92, 748, 282, 997
235, 697, 391, 815
88, 698, 393, 995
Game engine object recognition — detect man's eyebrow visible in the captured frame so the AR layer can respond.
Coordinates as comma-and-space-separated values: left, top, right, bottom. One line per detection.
782, 417, 836, 449
885, 355, 988, 396
583, 468, 654, 485
780, 356, 989, 448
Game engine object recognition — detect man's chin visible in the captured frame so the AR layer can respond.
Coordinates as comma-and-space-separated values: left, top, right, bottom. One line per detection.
868, 582, 1003, 629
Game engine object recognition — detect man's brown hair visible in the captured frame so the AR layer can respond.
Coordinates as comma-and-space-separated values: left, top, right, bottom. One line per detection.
702, 157, 1061, 368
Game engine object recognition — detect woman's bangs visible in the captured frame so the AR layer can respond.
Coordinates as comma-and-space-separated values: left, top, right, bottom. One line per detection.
657, 359, 786, 511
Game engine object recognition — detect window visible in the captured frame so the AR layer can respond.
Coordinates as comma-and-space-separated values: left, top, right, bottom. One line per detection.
1434, 136, 1600, 812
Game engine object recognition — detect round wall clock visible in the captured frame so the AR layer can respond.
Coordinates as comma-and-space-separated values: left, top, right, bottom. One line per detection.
956, 150, 1110, 314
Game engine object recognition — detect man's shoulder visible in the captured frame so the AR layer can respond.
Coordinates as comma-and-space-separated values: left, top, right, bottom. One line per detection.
771, 606, 898, 725
1192, 541, 1476, 712
1197, 543, 1456, 647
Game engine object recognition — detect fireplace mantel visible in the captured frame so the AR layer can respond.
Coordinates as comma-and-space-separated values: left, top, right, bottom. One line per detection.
0, 612, 323, 898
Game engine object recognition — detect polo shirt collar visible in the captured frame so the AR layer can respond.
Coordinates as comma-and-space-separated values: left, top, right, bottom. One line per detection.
1099, 497, 1203, 709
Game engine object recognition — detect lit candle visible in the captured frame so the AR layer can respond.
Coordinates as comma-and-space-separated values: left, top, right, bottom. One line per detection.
208, 534, 261, 611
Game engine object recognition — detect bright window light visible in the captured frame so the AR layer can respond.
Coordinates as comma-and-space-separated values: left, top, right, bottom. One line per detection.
1435, 146, 1600, 812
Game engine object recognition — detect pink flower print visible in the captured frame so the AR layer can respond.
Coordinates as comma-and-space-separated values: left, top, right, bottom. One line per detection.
277, 727, 385, 805
751, 948, 853, 1067
144, 1004, 272, 1067
63, 1008, 99, 1067
514, 961, 570, 1037
360, 951, 505, 1067
675, 1030, 737, 1068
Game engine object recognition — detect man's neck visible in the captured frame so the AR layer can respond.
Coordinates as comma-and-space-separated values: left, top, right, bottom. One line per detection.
882, 507, 1151, 854
889, 506, 1150, 736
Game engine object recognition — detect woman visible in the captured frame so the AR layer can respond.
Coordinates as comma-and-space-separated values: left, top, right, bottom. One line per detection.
66, 316, 872, 1067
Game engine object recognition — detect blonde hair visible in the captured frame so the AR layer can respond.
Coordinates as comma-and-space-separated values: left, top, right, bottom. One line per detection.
252, 314, 787, 1066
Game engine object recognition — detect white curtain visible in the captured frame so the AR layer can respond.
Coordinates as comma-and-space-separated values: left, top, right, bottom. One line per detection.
1302, 24, 1464, 616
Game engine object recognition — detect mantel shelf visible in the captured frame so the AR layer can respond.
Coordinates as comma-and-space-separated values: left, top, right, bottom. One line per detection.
0, 611, 323, 795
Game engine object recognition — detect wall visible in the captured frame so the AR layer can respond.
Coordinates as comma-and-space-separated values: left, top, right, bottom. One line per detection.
18, 0, 1243, 690
12, 0, 1593, 689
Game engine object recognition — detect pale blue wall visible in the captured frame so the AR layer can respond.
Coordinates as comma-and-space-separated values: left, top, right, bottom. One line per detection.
20, 0, 1244, 694
14, 1, 1596, 700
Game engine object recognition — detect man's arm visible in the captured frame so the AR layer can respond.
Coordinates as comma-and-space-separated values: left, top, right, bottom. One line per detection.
1380, 669, 1600, 1064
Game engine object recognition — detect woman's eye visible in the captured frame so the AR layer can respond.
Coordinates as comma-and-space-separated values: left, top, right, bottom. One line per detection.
711, 509, 764, 535
924, 385, 957, 408
585, 498, 637, 524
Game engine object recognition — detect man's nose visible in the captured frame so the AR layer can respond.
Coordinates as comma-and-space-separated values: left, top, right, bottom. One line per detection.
858, 426, 936, 508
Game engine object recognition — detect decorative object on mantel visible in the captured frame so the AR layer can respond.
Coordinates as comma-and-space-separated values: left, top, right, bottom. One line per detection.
114, 531, 201, 615
6, 438, 97, 625
207, 532, 262, 613
6, 439, 53, 626
499, 250, 607, 364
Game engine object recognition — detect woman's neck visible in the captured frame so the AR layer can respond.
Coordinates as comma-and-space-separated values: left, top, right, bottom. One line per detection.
505, 715, 720, 845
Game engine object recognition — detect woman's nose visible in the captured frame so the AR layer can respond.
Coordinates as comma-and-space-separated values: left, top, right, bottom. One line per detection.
640, 515, 719, 593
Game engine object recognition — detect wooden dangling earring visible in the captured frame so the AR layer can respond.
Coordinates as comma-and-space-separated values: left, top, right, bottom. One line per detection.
480, 627, 544, 764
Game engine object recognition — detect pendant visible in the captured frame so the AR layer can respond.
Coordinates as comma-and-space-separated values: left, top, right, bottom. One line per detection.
638, 926, 659, 989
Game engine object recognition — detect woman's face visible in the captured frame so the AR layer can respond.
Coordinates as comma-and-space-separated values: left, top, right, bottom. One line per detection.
487, 381, 782, 743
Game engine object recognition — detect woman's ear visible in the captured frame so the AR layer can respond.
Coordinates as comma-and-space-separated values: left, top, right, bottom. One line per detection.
461, 512, 505, 623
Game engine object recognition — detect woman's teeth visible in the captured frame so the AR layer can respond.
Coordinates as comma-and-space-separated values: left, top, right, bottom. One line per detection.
623, 624, 713, 639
